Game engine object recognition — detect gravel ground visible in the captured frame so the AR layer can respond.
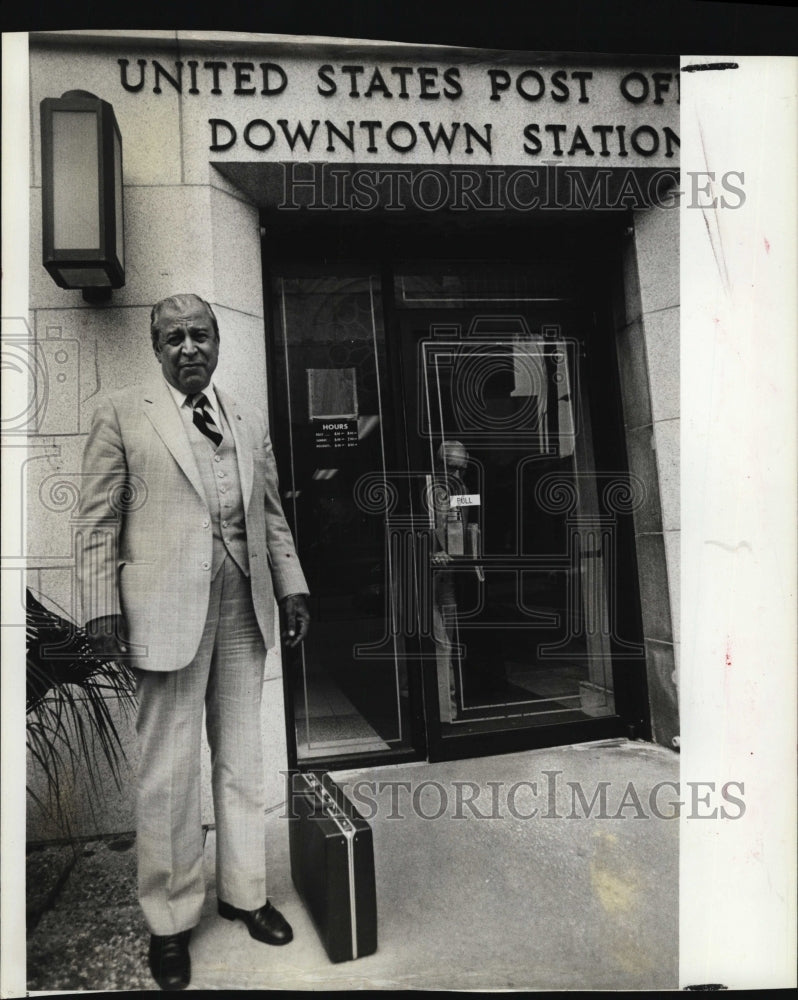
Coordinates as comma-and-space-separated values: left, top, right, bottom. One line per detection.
26, 844, 78, 930
26, 836, 153, 992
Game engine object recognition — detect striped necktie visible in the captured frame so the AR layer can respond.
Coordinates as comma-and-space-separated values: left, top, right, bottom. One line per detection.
191, 392, 223, 447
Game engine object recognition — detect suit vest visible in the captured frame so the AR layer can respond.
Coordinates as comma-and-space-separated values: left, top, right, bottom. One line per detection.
182, 401, 249, 579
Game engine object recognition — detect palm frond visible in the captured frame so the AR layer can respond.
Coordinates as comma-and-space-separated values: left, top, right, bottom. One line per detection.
25, 589, 137, 838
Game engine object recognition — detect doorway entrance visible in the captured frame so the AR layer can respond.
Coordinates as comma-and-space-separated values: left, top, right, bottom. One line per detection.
264, 223, 649, 769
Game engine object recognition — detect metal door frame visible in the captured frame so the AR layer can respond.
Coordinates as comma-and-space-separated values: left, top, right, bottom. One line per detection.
261, 216, 651, 771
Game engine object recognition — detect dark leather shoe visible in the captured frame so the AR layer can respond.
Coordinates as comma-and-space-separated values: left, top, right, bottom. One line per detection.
218, 899, 293, 945
148, 930, 191, 990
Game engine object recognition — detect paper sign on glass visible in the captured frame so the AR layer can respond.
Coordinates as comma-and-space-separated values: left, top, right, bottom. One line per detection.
450, 494, 481, 507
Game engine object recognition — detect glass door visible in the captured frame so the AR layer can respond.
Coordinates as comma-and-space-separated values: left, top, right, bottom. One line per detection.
267, 250, 645, 768
269, 271, 423, 766
394, 262, 640, 759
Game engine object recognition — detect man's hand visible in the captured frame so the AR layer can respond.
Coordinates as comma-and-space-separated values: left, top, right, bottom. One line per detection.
280, 594, 311, 648
85, 614, 129, 660
431, 551, 453, 566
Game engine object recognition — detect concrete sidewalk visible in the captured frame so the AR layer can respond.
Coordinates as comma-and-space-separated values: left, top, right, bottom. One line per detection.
26, 739, 679, 992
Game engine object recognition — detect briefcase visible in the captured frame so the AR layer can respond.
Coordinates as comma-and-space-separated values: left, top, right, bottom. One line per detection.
287, 770, 378, 963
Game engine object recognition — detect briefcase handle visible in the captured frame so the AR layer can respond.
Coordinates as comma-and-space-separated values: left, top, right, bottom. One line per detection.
304, 774, 356, 831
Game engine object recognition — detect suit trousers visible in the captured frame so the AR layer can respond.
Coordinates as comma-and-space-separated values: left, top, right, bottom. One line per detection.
134, 554, 269, 935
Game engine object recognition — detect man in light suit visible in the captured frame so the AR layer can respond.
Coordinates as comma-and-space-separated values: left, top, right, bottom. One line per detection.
79, 293, 310, 990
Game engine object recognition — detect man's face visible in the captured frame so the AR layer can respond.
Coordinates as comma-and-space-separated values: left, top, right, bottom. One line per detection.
153, 298, 219, 395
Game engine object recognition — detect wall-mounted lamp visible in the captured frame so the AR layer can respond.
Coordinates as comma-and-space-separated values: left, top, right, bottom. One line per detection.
40, 91, 125, 302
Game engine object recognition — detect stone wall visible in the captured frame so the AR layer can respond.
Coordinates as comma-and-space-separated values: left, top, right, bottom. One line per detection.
26, 40, 288, 840
615, 203, 679, 746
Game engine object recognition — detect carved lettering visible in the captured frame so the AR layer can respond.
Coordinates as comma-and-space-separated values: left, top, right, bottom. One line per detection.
567, 125, 595, 156
630, 125, 659, 157
208, 118, 236, 151
417, 67, 440, 100
233, 62, 256, 95
592, 124, 614, 156
244, 119, 275, 150
341, 65, 365, 97
521, 123, 678, 158
259, 63, 288, 95
118, 58, 146, 92
522, 123, 542, 154
363, 67, 392, 98
390, 67, 413, 98
544, 123, 567, 156
620, 71, 648, 103
359, 120, 383, 152
114, 57, 685, 165
317, 64, 336, 96
386, 121, 417, 152
419, 121, 460, 153
204, 61, 227, 94
663, 126, 680, 158
153, 60, 182, 94
463, 122, 492, 155
488, 69, 512, 101
516, 70, 545, 101
572, 71, 593, 102
325, 120, 356, 153
277, 119, 320, 151
442, 68, 463, 99
488, 69, 595, 103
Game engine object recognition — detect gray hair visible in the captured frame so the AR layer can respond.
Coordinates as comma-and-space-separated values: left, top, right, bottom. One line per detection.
150, 293, 219, 348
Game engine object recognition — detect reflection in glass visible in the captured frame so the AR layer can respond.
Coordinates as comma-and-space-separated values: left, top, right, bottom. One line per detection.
272, 275, 411, 761
400, 267, 619, 735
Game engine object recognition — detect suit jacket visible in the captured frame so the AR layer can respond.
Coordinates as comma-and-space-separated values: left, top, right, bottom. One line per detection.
77, 377, 308, 671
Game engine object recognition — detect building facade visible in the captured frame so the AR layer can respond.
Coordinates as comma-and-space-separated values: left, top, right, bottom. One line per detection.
24, 30, 680, 838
